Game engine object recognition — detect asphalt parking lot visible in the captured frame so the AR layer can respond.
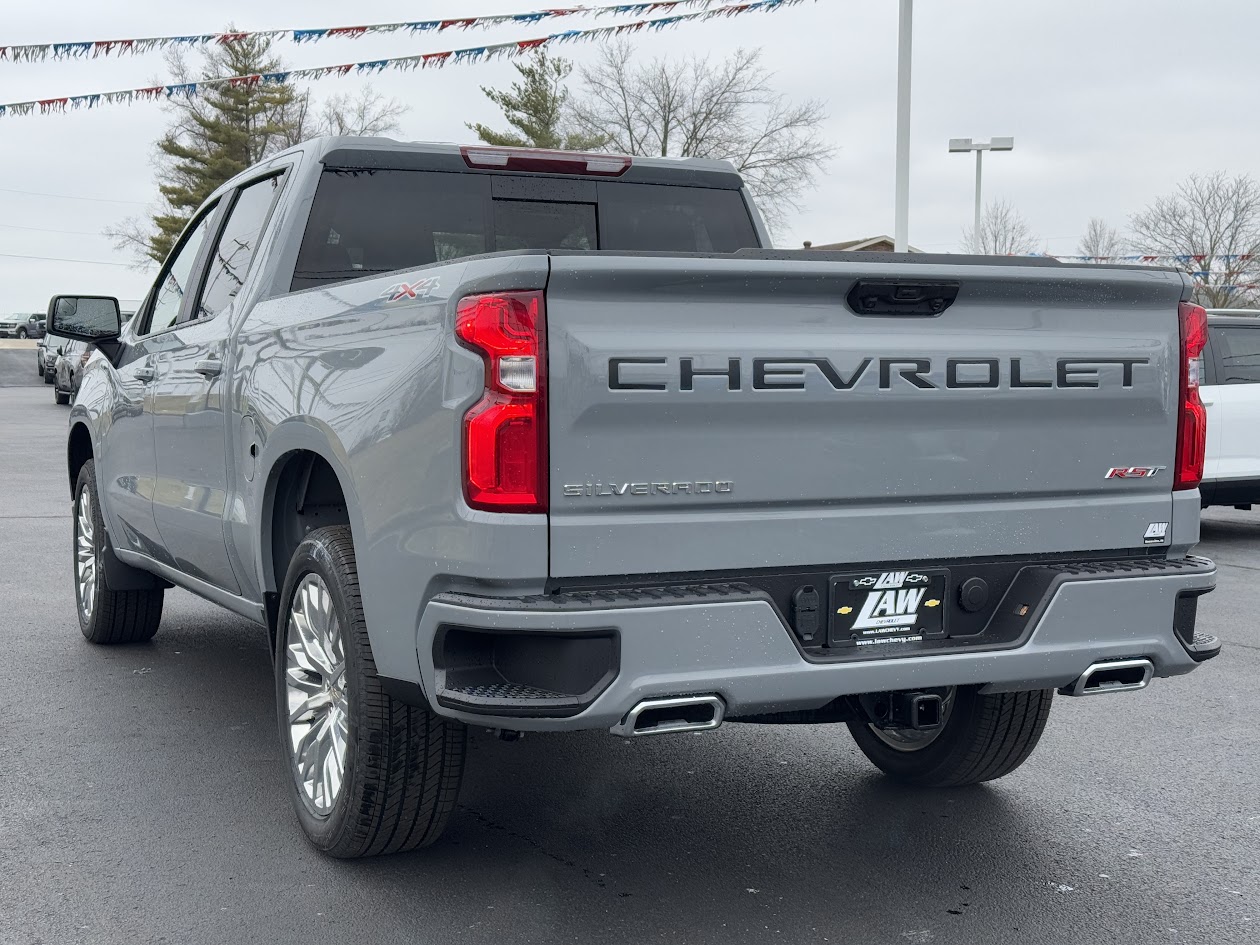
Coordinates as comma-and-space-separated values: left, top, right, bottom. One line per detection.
1, 343, 1257, 945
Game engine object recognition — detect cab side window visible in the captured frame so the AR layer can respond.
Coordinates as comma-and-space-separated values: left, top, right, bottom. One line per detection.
140, 206, 217, 336
1215, 327, 1260, 384
190, 175, 283, 323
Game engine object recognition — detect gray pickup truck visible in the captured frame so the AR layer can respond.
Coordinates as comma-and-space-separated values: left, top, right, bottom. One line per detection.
51, 137, 1220, 858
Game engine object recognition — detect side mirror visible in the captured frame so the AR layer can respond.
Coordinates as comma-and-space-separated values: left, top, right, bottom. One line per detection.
47, 295, 122, 344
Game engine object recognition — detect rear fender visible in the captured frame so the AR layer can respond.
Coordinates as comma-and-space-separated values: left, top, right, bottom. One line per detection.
252, 418, 364, 600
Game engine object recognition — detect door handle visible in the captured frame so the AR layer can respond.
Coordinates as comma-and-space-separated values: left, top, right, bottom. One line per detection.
846, 279, 961, 317
194, 358, 223, 379
134, 363, 156, 382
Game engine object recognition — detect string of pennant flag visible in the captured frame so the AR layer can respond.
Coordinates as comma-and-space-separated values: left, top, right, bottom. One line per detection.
1039, 254, 1260, 290
0, 0, 768, 63
1049, 254, 1260, 265
0, 0, 805, 118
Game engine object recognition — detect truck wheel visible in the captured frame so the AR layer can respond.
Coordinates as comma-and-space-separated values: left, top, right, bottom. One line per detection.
44, 370, 54, 385
74, 460, 164, 644
276, 525, 466, 858
17, 327, 28, 339
847, 687, 1052, 787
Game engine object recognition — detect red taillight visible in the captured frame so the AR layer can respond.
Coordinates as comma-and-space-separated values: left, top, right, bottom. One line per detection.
1175, 301, 1208, 490
460, 145, 631, 177
455, 291, 547, 512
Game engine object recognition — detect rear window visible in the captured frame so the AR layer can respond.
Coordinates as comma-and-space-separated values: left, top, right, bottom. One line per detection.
291, 168, 758, 291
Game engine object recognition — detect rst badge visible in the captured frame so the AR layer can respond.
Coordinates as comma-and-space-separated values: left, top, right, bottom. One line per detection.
1105, 466, 1166, 479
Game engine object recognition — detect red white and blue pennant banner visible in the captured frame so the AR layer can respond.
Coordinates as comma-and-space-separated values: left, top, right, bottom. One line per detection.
0, 0, 805, 117
1050, 254, 1260, 265
0, 0, 770, 63
1039, 254, 1260, 290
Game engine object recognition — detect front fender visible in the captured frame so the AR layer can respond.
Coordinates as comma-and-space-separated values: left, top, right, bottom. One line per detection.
67, 361, 108, 497
67, 353, 147, 552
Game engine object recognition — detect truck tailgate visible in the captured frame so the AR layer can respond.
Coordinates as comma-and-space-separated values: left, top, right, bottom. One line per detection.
545, 255, 1187, 578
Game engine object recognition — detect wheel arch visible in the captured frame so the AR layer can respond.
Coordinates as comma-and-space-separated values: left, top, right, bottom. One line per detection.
256, 425, 363, 650
67, 421, 95, 498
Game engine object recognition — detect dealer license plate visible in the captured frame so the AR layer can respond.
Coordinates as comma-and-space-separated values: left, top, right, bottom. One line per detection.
829, 569, 948, 648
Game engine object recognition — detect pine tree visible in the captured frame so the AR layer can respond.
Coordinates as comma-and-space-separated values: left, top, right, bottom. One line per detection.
146, 35, 298, 262
108, 33, 407, 266
469, 50, 605, 151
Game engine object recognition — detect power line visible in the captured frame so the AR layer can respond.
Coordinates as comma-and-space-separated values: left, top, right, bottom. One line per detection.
0, 251, 138, 268
0, 222, 108, 236
0, 186, 145, 205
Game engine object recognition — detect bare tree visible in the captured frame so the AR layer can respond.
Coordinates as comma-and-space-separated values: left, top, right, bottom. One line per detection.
280, 86, 409, 146
1078, 217, 1126, 260
570, 42, 834, 233
961, 199, 1037, 255
1130, 172, 1260, 308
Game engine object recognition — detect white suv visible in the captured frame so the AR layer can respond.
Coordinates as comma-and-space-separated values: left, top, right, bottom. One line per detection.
1202, 310, 1260, 508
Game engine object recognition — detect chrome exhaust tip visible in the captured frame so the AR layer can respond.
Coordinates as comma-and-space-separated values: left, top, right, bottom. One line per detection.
1063, 658, 1155, 697
610, 695, 725, 737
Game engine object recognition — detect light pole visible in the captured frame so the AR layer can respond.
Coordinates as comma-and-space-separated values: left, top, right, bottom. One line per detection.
893, 0, 913, 252
948, 137, 1014, 240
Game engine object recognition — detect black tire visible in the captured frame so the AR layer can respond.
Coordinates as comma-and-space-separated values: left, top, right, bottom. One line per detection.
54, 386, 70, 404
275, 525, 466, 858
44, 369, 54, 385
74, 460, 164, 644
17, 327, 28, 339
847, 687, 1052, 787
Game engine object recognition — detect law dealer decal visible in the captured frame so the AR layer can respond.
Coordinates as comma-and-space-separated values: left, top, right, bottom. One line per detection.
830, 569, 948, 647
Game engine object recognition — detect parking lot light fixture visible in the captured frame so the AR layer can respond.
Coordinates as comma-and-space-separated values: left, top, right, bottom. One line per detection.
949, 137, 1015, 239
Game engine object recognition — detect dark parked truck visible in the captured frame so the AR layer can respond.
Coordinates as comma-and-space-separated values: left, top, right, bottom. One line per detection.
51, 137, 1219, 859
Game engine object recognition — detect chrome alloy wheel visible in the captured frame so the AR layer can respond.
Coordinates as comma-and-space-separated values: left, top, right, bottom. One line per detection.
868, 687, 957, 752
284, 574, 349, 815
75, 488, 97, 621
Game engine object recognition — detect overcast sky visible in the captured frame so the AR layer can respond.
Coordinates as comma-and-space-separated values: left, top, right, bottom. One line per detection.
2, 0, 1257, 312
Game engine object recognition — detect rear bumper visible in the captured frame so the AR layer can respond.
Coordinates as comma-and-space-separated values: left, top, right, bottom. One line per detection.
413, 556, 1217, 732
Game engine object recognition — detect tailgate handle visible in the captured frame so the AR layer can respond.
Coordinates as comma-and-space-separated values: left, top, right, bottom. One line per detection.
846, 280, 960, 317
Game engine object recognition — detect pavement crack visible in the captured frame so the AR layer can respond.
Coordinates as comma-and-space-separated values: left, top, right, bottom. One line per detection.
1212, 558, 1260, 572
1221, 639, 1260, 652
457, 803, 618, 894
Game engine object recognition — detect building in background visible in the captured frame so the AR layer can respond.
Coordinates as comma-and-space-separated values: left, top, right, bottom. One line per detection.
802, 235, 924, 253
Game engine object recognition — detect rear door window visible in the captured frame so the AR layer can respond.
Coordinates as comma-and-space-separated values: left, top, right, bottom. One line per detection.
291, 168, 758, 290
188, 174, 283, 323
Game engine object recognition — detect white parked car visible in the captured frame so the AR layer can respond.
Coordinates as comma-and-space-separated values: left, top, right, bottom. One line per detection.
1202, 310, 1260, 508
